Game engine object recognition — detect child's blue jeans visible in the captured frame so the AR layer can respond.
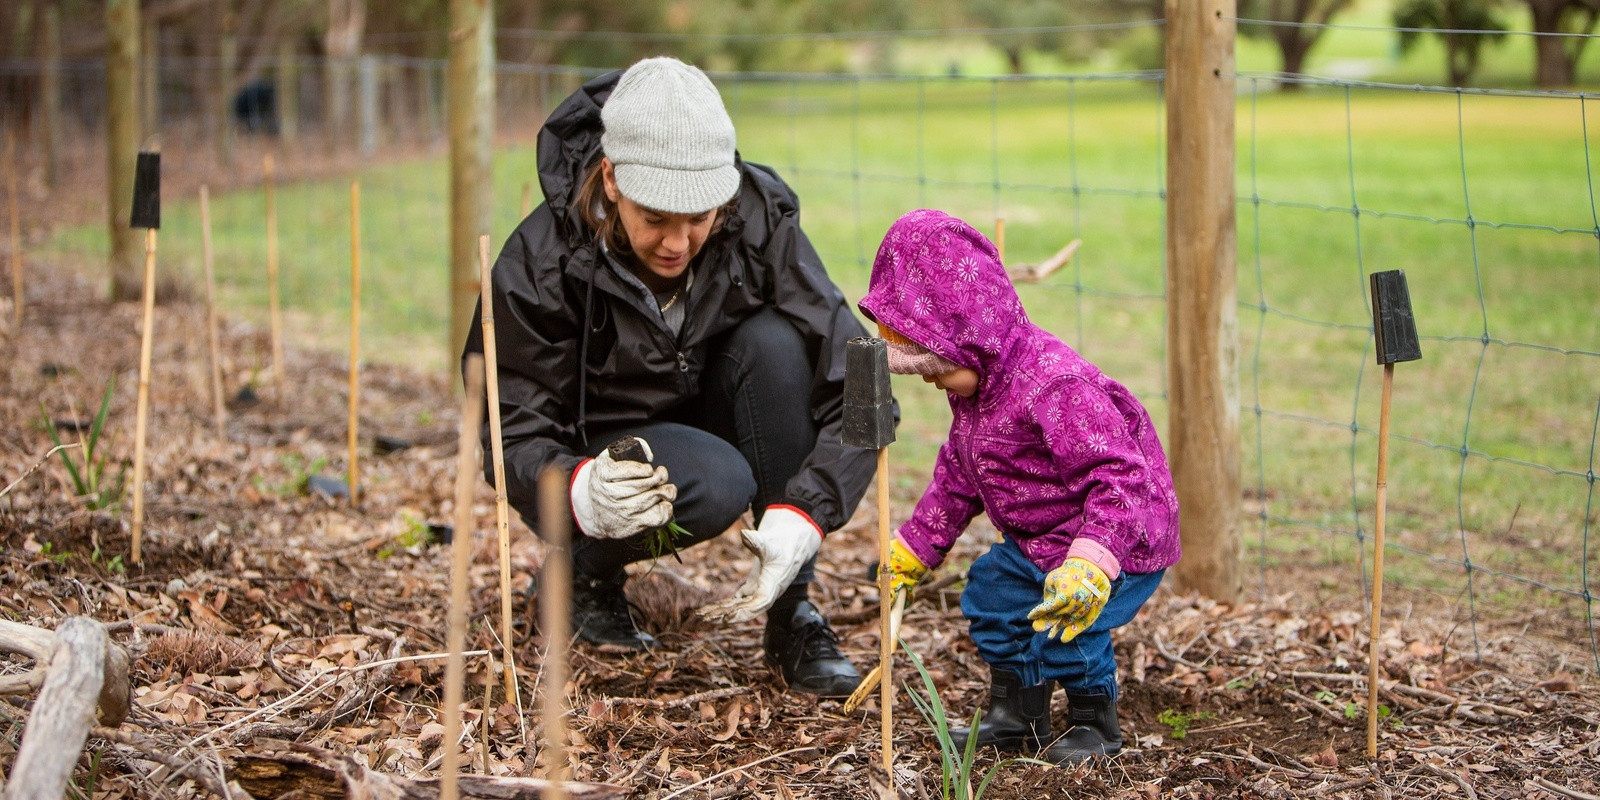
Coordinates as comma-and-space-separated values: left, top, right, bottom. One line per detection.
960, 536, 1164, 699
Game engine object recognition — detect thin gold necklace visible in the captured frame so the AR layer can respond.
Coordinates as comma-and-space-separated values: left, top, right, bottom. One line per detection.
659, 285, 684, 312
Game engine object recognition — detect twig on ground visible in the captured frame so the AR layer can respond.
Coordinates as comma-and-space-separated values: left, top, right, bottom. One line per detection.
186, 648, 488, 750
1421, 763, 1478, 800
0, 443, 80, 500
94, 726, 245, 800
1283, 689, 1349, 723
656, 747, 818, 800
1532, 777, 1600, 800
604, 686, 751, 711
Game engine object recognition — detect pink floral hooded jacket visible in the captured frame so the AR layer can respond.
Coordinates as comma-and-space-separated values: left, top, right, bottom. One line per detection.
858, 210, 1181, 576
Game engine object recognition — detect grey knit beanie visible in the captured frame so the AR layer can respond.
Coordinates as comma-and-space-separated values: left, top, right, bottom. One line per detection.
601, 57, 740, 215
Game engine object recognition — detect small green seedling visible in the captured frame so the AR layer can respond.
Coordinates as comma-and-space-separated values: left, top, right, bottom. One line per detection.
604, 436, 691, 566
39, 542, 71, 565
1157, 708, 1214, 739
39, 376, 126, 511
903, 643, 1048, 799
254, 453, 329, 497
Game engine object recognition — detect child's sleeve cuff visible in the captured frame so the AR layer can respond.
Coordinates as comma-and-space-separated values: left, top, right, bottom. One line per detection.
1068, 538, 1122, 581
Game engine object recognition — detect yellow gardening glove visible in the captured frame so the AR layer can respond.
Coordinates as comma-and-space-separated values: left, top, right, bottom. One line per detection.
884, 536, 929, 599
1027, 557, 1111, 644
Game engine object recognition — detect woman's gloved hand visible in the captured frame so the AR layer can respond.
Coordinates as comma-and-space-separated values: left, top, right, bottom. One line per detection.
884, 534, 929, 599
1027, 556, 1111, 644
697, 506, 822, 624
569, 437, 677, 540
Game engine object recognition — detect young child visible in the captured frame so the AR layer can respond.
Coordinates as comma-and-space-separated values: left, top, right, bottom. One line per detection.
860, 209, 1181, 765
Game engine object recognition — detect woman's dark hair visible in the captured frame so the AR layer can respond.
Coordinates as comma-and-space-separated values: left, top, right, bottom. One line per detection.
574, 157, 739, 256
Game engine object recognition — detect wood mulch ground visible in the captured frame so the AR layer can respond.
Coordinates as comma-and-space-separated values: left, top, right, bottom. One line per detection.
1, 261, 1596, 799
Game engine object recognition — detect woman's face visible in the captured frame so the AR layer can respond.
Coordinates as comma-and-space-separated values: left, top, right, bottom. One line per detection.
602, 159, 718, 287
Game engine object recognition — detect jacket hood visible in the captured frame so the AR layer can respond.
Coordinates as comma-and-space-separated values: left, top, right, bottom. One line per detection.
858, 209, 1030, 378
537, 69, 622, 244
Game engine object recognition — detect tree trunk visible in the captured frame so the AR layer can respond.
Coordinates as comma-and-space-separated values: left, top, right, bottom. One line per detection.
448, 0, 494, 363
324, 0, 366, 151
1527, 0, 1577, 88
1274, 27, 1312, 92
40, 4, 60, 187
106, 0, 143, 301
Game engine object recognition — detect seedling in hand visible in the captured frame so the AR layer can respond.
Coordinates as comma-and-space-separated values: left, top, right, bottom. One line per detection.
606, 436, 690, 564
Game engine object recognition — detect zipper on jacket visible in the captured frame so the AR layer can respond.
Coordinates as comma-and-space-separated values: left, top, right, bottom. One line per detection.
676, 351, 688, 372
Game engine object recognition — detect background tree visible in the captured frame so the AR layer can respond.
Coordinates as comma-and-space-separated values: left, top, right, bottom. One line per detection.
1516, 0, 1598, 87
1238, 0, 1357, 90
1394, 0, 1508, 86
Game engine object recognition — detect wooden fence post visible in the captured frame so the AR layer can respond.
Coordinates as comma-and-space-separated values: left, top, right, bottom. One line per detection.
106, 0, 142, 301
448, 0, 495, 363
1165, 0, 1242, 602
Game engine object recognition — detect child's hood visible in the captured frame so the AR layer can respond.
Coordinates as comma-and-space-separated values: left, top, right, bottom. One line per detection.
858, 209, 1030, 377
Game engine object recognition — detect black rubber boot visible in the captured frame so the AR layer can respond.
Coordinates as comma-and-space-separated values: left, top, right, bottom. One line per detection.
571, 572, 657, 651
764, 600, 861, 697
1045, 692, 1123, 765
950, 667, 1053, 752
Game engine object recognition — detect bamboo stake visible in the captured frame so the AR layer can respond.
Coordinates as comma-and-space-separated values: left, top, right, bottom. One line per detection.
537, 466, 572, 796
199, 186, 225, 439
7, 132, 20, 325
442, 354, 486, 800
347, 181, 360, 506
520, 182, 532, 219
877, 446, 894, 773
478, 233, 523, 732
265, 154, 284, 399
1367, 363, 1393, 757
994, 217, 1005, 266
130, 227, 157, 565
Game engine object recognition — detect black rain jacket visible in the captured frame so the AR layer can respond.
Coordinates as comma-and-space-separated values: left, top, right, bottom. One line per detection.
462, 69, 884, 533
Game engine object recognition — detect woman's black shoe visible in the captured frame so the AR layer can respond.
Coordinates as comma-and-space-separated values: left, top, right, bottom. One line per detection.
950, 666, 1053, 752
1045, 692, 1122, 764
571, 573, 657, 651
763, 601, 861, 697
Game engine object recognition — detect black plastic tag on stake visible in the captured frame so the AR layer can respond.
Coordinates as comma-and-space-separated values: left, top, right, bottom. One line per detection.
1370, 270, 1422, 365
843, 337, 896, 450
131, 152, 161, 229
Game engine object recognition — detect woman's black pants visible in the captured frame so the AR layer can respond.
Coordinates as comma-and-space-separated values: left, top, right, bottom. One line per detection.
565, 308, 820, 585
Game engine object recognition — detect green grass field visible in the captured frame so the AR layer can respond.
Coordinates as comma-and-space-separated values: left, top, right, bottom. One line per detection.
41, 24, 1600, 657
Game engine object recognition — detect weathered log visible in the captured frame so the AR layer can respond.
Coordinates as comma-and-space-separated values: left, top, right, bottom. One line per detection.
0, 616, 131, 725
4, 618, 111, 800
231, 741, 626, 799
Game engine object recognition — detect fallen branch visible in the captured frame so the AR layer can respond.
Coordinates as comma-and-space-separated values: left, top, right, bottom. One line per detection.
0, 616, 130, 724
602, 686, 751, 711
1532, 776, 1600, 800
230, 740, 625, 799
5, 617, 128, 800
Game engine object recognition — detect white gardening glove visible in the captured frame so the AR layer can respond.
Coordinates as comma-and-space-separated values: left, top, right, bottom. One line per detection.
697, 506, 822, 624
569, 438, 677, 540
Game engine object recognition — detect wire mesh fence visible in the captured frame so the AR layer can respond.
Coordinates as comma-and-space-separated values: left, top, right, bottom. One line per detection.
2, 20, 1596, 676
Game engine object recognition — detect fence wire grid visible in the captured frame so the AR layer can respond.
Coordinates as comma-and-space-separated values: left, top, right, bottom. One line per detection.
2, 19, 1597, 677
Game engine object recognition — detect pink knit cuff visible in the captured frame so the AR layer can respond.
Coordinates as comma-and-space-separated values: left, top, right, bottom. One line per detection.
1067, 538, 1122, 581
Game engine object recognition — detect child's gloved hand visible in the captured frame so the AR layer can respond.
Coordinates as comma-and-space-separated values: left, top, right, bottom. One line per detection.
1028, 557, 1111, 643
884, 535, 928, 599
